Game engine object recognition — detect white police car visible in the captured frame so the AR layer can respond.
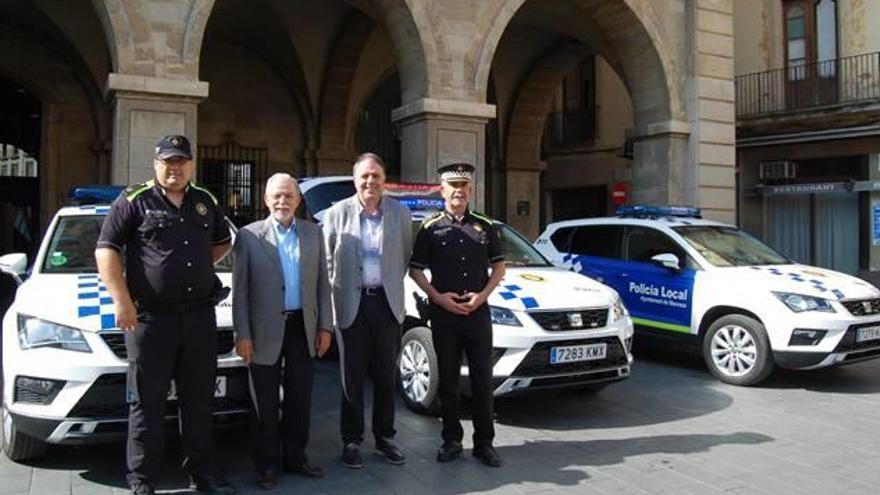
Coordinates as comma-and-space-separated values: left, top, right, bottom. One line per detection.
535, 205, 880, 386
298, 177, 634, 414
0, 186, 247, 461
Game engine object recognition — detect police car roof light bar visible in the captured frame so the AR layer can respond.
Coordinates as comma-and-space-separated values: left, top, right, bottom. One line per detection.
616, 204, 702, 219
69, 185, 125, 205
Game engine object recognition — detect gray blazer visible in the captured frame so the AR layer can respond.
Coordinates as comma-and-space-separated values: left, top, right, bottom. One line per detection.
232, 217, 332, 365
323, 194, 413, 329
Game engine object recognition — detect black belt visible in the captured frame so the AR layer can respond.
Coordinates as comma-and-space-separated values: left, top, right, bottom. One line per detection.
136, 298, 212, 314
363, 286, 384, 296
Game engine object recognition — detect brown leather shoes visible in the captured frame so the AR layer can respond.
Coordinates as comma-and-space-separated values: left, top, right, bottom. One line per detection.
285, 460, 325, 478
255, 470, 279, 491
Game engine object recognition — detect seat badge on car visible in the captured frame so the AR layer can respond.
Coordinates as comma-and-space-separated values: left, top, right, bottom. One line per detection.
568, 312, 583, 328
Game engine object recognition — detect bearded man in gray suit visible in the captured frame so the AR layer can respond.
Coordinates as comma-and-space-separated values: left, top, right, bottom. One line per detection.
323, 153, 413, 469
232, 173, 332, 490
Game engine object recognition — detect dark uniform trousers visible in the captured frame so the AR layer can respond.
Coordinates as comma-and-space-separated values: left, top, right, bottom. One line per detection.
431, 302, 495, 447
125, 304, 217, 486
339, 287, 400, 445
248, 310, 313, 471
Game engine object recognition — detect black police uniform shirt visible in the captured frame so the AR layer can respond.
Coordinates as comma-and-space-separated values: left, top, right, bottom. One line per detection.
409, 210, 504, 296
97, 180, 231, 307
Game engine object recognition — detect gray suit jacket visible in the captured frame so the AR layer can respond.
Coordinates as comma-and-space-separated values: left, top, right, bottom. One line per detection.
323, 194, 413, 329
232, 217, 332, 365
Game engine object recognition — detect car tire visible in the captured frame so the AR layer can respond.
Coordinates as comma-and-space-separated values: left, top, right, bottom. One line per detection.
398, 327, 441, 416
2, 404, 47, 462
702, 314, 774, 386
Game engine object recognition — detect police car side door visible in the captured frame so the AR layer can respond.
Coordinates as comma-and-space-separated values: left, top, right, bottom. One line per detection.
621, 226, 696, 334
560, 224, 630, 297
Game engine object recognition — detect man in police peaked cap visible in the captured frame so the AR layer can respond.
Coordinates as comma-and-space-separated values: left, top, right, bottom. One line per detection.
408, 162, 506, 467
96, 134, 235, 495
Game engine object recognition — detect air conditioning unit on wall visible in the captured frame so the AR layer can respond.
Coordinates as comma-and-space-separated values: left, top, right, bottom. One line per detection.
759, 160, 797, 180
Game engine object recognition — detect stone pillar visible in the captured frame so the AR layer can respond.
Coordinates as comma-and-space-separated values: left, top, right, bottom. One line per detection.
689, 0, 737, 224
392, 98, 495, 210
106, 73, 209, 185
631, 121, 692, 206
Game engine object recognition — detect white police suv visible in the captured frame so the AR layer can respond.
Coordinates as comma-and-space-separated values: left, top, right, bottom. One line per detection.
299, 177, 634, 414
0, 186, 247, 461
535, 205, 880, 386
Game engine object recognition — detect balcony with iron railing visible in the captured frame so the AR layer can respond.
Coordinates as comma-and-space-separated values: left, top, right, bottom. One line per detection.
736, 52, 880, 124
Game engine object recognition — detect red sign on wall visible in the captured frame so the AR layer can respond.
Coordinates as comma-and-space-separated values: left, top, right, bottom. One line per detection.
611, 182, 628, 206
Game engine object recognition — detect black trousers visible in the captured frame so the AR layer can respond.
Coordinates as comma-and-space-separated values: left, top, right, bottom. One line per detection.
431, 303, 495, 447
338, 288, 401, 445
248, 311, 314, 471
125, 304, 217, 487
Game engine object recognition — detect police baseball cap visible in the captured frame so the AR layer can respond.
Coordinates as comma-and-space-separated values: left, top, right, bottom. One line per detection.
438, 163, 475, 183
155, 135, 193, 160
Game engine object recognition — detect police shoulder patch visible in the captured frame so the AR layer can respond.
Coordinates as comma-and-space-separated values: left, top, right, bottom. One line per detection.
124, 180, 155, 201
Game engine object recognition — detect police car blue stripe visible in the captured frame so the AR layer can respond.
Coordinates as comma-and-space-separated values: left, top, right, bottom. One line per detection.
100, 314, 116, 329
79, 306, 100, 317
78, 282, 99, 288
78, 292, 99, 299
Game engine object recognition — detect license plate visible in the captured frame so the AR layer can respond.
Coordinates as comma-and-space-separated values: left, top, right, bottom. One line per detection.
857, 326, 880, 343
167, 376, 227, 401
549, 343, 607, 364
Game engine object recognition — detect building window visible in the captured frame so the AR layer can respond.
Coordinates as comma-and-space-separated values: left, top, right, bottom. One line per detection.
784, 0, 837, 80
544, 56, 597, 149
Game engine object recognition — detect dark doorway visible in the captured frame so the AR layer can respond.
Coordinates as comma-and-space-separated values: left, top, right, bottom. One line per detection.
0, 78, 41, 257
356, 73, 401, 180
198, 138, 268, 227
551, 185, 607, 221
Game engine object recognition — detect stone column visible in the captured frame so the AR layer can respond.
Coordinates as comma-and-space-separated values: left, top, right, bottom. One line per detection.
106, 73, 209, 185
504, 167, 542, 240
391, 98, 496, 210
689, 0, 737, 224
631, 121, 692, 206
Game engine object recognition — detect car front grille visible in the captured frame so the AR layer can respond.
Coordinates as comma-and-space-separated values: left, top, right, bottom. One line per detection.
833, 324, 880, 353
511, 336, 628, 377
67, 367, 250, 419
100, 328, 236, 359
529, 308, 609, 331
841, 298, 880, 317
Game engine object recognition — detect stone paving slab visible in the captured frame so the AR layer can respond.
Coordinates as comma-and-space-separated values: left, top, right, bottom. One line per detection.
4, 350, 880, 495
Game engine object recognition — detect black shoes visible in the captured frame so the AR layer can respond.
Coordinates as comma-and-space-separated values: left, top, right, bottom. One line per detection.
189, 472, 236, 494
376, 438, 406, 465
436, 441, 464, 462
130, 483, 155, 495
473, 445, 502, 467
285, 459, 325, 478
342, 442, 364, 469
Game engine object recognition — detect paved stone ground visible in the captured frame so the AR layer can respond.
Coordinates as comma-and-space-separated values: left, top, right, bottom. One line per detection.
3, 349, 880, 495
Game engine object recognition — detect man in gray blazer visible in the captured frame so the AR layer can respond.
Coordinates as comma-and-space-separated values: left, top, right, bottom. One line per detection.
232, 173, 333, 490
323, 153, 413, 468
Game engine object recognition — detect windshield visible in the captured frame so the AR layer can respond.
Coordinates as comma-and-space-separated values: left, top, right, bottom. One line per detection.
673, 225, 789, 267
42, 216, 105, 273
302, 181, 356, 217
408, 219, 551, 268
42, 215, 235, 274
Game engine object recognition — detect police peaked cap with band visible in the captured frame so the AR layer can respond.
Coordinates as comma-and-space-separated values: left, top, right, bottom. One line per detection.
438, 163, 475, 182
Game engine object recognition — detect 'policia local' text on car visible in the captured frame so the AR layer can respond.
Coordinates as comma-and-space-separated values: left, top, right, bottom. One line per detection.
0, 187, 247, 461
535, 205, 880, 386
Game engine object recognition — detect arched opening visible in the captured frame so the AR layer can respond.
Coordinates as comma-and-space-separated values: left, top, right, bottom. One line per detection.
0, 0, 111, 247
0, 78, 40, 254
484, 0, 675, 239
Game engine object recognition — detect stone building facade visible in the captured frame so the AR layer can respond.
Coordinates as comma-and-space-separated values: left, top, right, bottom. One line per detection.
0, 0, 735, 254
735, 0, 880, 281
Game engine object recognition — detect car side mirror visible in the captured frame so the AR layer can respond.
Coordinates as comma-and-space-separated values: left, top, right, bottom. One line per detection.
0, 252, 27, 278
650, 253, 680, 271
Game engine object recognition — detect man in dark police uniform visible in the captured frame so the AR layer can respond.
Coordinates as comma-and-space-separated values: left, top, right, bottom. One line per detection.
408, 163, 506, 467
95, 135, 235, 495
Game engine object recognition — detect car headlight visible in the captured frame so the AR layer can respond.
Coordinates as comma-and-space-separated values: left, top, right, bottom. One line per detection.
490, 306, 522, 327
610, 298, 628, 323
772, 292, 836, 313
17, 314, 92, 352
